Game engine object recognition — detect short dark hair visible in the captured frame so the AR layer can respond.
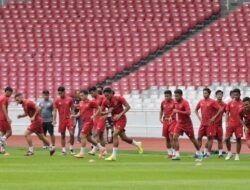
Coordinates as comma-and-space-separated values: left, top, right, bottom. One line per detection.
203, 88, 211, 95
233, 88, 241, 94
215, 90, 223, 95
5, 86, 13, 93
79, 90, 89, 95
89, 86, 97, 92
174, 89, 183, 95
229, 90, 234, 96
57, 86, 65, 92
164, 90, 172, 95
15, 93, 22, 98
103, 87, 113, 94
243, 97, 250, 102
42, 90, 50, 95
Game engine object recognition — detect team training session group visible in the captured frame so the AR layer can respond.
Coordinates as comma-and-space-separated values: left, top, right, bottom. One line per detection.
0, 85, 250, 161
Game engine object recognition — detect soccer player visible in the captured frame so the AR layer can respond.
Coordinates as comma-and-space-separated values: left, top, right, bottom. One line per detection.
53, 86, 75, 155
204, 90, 227, 158
15, 93, 55, 156
0, 87, 13, 154
172, 89, 202, 160
88, 86, 107, 156
39, 90, 55, 150
225, 89, 244, 161
71, 90, 105, 158
195, 88, 223, 158
239, 97, 250, 150
101, 87, 143, 161
159, 90, 176, 158
73, 90, 82, 143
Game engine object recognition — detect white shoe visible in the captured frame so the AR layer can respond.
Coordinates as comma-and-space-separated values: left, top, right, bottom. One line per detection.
234, 154, 240, 161
225, 153, 233, 160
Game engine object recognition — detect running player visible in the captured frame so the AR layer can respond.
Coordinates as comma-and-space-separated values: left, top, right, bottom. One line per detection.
159, 90, 176, 158
239, 97, 250, 150
172, 89, 202, 160
88, 86, 107, 156
15, 93, 55, 156
39, 90, 55, 151
71, 90, 105, 158
53, 86, 75, 155
195, 88, 223, 158
225, 88, 244, 161
101, 87, 143, 161
0, 87, 13, 154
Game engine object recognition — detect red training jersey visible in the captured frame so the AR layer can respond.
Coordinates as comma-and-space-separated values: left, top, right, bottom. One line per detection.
93, 94, 105, 115
22, 99, 42, 120
174, 98, 192, 126
0, 95, 9, 121
214, 101, 227, 126
101, 96, 128, 116
239, 107, 250, 128
196, 98, 221, 126
54, 96, 73, 120
226, 99, 244, 127
161, 99, 176, 121
79, 100, 98, 122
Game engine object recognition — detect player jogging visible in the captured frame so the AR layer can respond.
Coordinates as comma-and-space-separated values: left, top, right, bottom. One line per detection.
0, 87, 13, 155
172, 89, 202, 160
71, 90, 106, 158
53, 86, 75, 155
101, 87, 143, 161
15, 93, 55, 156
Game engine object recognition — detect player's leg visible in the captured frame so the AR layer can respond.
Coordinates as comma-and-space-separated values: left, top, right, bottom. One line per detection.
47, 122, 55, 147
68, 119, 75, 155
42, 123, 48, 149
105, 128, 119, 161
24, 130, 34, 156
163, 122, 173, 157
74, 133, 87, 158
77, 117, 82, 143
172, 133, 181, 160
197, 125, 205, 150
60, 132, 66, 155
225, 127, 233, 160
187, 127, 202, 159
36, 132, 55, 156
217, 127, 224, 158
205, 136, 213, 158
234, 127, 243, 161
119, 131, 143, 154
0, 131, 7, 153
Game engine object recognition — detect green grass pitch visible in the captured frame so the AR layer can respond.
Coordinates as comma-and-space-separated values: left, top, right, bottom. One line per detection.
0, 147, 250, 190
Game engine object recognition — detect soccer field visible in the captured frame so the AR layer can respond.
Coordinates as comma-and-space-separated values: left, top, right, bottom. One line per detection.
1, 148, 250, 190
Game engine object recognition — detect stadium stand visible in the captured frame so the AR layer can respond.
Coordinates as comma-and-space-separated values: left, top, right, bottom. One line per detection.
111, 3, 250, 99
0, 0, 220, 98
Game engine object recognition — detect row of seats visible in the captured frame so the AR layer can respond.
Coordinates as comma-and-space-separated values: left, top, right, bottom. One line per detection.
111, 4, 249, 95
0, 0, 221, 97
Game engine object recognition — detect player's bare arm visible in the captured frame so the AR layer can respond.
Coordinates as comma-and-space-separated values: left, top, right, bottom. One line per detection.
159, 109, 163, 124
225, 111, 229, 128
195, 108, 201, 121
114, 103, 130, 121
52, 108, 57, 126
71, 112, 80, 118
210, 107, 224, 124
31, 105, 41, 121
2, 104, 11, 124
17, 113, 28, 119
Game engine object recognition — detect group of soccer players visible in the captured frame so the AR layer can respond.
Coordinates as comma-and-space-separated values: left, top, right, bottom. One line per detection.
1, 85, 250, 161
0, 86, 143, 161
160, 88, 250, 161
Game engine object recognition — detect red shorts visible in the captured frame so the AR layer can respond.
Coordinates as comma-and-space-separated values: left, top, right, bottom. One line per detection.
215, 126, 223, 141
0, 120, 11, 132
81, 121, 93, 135
59, 118, 75, 134
113, 116, 127, 131
174, 124, 195, 138
246, 129, 250, 141
226, 125, 243, 139
198, 124, 216, 138
93, 116, 106, 133
162, 120, 175, 138
27, 118, 44, 134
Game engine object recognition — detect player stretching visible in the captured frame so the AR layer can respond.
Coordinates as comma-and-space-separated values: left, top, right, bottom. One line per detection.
15, 93, 55, 156
71, 90, 105, 158
225, 89, 243, 161
239, 97, 250, 150
101, 88, 143, 161
159, 90, 176, 158
0, 87, 13, 154
195, 88, 223, 158
88, 86, 107, 156
172, 89, 202, 160
53, 86, 75, 155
